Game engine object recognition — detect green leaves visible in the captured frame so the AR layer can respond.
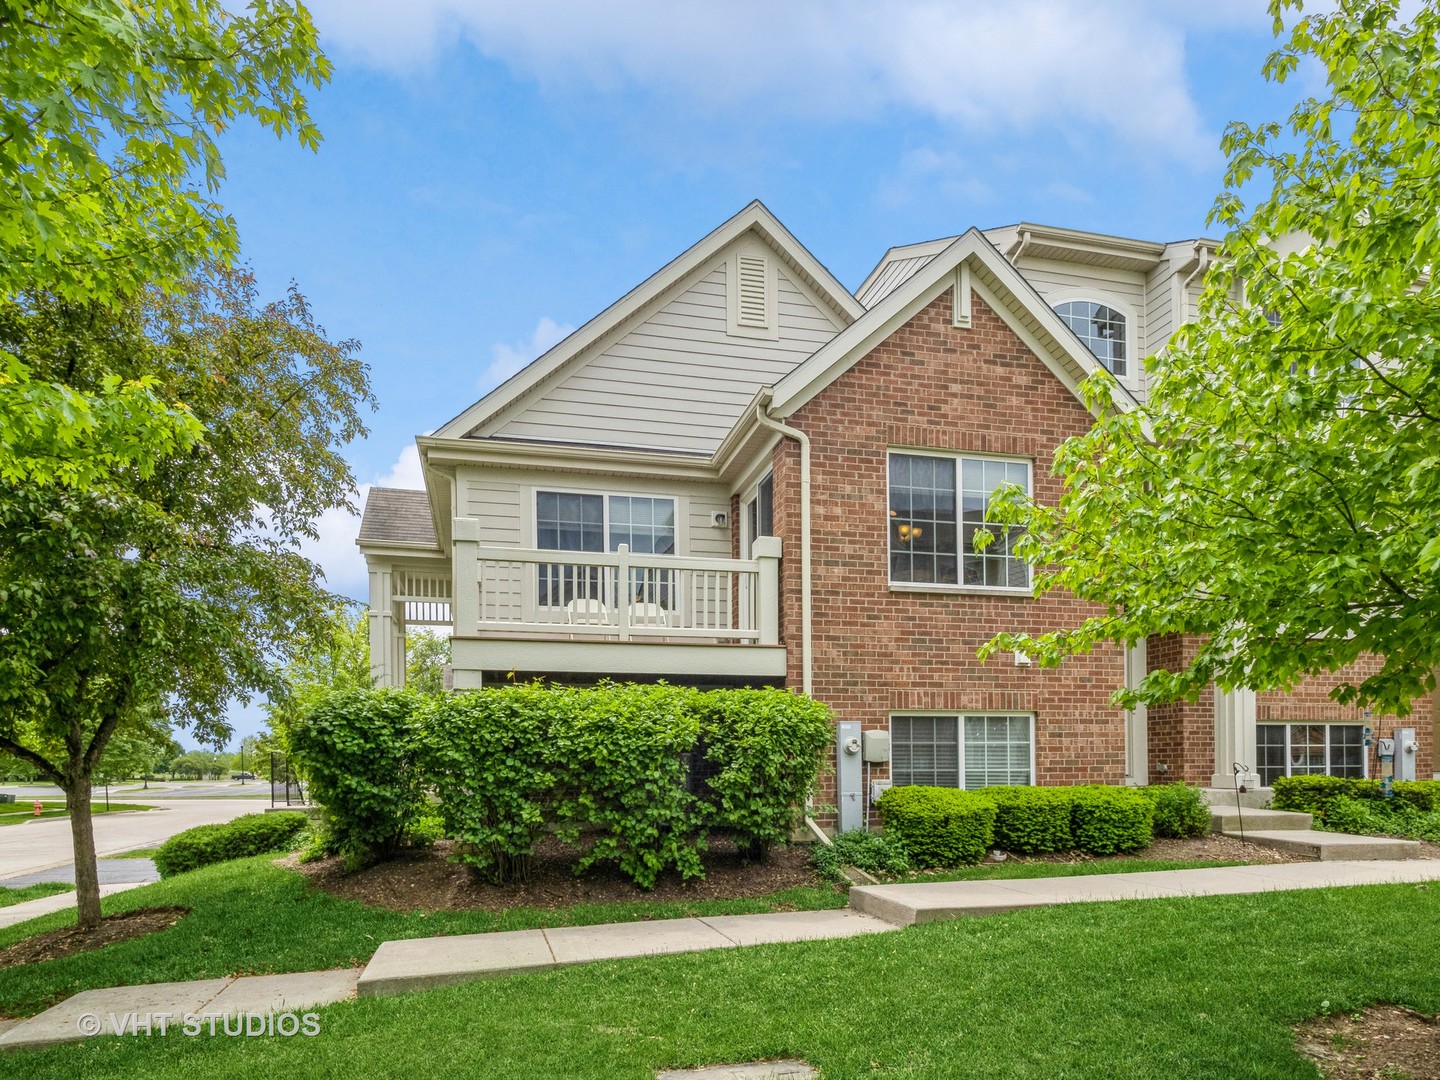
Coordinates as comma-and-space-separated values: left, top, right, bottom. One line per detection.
983, 0, 1440, 716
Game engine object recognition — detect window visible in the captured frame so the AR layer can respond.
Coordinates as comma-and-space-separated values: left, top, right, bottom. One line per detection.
1256, 723, 1365, 787
891, 714, 1033, 789
1054, 300, 1127, 377
888, 452, 1030, 589
745, 473, 773, 552
536, 491, 676, 607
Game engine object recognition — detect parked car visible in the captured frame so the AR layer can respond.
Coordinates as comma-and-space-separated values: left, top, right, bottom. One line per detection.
230, 771, 256, 780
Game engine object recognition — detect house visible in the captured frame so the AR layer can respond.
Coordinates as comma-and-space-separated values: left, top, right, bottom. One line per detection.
356, 201, 1434, 827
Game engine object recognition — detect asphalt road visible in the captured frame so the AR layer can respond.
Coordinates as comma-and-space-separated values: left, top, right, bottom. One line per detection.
0, 795, 277, 881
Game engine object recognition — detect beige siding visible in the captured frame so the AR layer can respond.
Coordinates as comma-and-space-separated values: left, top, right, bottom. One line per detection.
494, 254, 842, 454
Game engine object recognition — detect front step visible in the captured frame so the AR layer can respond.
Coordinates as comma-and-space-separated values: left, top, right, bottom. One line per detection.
1230, 829, 1422, 861
1210, 807, 1313, 833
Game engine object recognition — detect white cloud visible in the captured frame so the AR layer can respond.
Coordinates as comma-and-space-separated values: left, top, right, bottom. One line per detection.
297, 443, 426, 602
304, 0, 1247, 161
876, 147, 995, 209
482, 315, 574, 391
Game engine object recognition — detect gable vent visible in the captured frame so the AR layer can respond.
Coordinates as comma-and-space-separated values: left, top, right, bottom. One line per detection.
736, 254, 769, 327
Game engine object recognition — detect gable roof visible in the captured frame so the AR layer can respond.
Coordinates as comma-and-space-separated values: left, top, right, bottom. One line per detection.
433, 201, 866, 443
769, 228, 1141, 420
358, 487, 438, 549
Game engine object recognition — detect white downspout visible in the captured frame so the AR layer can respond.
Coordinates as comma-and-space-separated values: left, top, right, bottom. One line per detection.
753, 395, 812, 696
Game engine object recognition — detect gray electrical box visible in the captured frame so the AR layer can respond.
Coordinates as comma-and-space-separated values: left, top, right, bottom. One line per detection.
1395, 727, 1418, 782
862, 730, 890, 763
836, 721, 862, 833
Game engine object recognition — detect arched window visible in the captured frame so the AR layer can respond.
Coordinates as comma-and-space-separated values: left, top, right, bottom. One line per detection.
1054, 300, 1127, 377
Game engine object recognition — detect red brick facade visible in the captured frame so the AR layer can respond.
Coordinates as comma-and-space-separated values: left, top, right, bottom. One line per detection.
771, 290, 1130, 818
764, 288, 1436, 809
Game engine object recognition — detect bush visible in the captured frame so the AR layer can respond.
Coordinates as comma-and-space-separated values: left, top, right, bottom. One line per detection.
694, 688, 833, 857
420, 685, 559, 884
153, 812, 309, 878
876, 786, 996, 868
810, 829, 912, 882
1069, 785, 1154, 854
289, 688, 427, 870
1273, 776, 1440, 822
1141, 783, 1212, 839
983, 786, 1074, 853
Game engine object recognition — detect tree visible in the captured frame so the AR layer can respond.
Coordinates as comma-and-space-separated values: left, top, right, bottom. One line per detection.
405, 631, 452, 696
0, 1, 329, 485
0, 266, 372, 928
984, 0, 1440, 716
96, 716, 181, 789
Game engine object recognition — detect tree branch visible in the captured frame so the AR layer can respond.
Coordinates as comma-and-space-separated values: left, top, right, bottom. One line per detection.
0, 735, 66, 787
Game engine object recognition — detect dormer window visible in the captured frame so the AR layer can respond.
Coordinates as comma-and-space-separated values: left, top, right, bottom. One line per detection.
1054, 300, 1127, 377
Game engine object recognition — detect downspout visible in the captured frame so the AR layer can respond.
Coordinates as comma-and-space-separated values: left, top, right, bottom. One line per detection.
1180, 242, 1210, 294
753, 393, 812, 696
1008, 228, 1033, 265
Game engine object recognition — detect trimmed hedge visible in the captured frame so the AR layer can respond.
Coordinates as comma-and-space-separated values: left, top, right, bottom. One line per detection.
1140, 783, 1211, 839
153, 812, 309, 878
983, 786, 1074, 854
876, 786, 996, 867
1070, 785, 1153, 854
289, 687, 427, 869
1273, 776, 1440, 821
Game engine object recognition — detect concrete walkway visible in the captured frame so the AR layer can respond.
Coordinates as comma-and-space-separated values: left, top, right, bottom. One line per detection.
7, 859, 1440, 1053
0, 883, 145, 930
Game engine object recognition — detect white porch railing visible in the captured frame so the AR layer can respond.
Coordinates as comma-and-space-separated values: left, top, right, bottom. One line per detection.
457, 539, 781, 645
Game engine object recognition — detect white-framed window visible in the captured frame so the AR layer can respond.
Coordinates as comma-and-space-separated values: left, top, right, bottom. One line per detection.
888, 451, 1031, 590
891, 714, 1035, 789
1256, 723, 1366, 787
742, 472, 774, 558
1054, 299, 1127, 377
535, 490, 676, 607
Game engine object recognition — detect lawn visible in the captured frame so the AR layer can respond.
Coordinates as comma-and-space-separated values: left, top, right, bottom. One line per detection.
0, 883, 73, 909
100, 847, 162, 861
0, 803, 153, 826
6, 880, 1438, 1078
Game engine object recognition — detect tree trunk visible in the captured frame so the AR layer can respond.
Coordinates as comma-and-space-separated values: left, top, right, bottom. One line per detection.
67, 775, 103, 930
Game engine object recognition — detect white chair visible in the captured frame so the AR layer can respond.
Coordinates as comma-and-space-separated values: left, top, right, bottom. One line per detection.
627, 602, 669, 628
564, 598, 610, 625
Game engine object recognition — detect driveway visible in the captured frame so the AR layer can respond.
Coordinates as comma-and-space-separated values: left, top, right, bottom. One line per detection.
0, 796, 274, 881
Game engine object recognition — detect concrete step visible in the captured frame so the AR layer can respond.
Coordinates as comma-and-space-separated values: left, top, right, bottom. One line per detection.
1210, 807, 1314, 833
846, 861, 1440, 926
1203, 786, 1274, 810
1225, 829, 1422, 861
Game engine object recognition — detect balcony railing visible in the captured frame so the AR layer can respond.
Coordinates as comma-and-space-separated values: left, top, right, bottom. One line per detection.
452, 538, 781, 646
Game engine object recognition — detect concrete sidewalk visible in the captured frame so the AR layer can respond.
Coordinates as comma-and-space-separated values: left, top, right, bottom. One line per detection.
6, 859, 1440, 1053
0, 883, 145, 930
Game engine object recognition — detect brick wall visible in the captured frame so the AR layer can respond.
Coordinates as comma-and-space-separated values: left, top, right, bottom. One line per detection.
771, 290, 1131, 820
1144, 634, 1214, 785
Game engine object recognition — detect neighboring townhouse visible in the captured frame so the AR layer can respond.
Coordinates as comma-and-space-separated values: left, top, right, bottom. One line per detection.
357, 201, 1435, 828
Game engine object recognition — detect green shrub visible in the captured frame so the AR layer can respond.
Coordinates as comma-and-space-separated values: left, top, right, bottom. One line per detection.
694, 688, 833, 857
1321, 794, 1440, 842
982, 786, 1074, 853
420, 685, 558, 884
810, 829, 912, 882
876, 786, 996, 868
1069, 785, 1154, 854
153, 812, 309, 878
549, 683, 706, 889
1141, 783, 1212, 839
289, 687, 427, 870
1273, 776, 1440, 822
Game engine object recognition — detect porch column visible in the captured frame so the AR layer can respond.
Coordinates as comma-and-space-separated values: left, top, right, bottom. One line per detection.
752, 536, 782, 646
451, 517, 480, 634
367, 559, 397, 688
1212, 686, 1261, 789
1123, 641, 1149, 786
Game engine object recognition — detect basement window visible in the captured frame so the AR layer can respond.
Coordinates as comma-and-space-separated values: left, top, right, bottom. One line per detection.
891, 714, 1034, 789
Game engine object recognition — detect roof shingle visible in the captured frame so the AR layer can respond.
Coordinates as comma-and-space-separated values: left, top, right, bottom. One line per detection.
358, 487, 437, 548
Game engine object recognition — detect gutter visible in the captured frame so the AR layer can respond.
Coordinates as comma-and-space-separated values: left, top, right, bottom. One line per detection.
753, 393, 813, 695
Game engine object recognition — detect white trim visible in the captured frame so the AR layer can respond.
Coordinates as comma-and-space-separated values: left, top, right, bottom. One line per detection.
888, 711, 1038, 789
951, 262, 972, 328
886, 448, 1034, 594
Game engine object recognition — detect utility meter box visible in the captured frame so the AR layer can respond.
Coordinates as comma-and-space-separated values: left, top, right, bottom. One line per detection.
1395, 727, 1418, 782
862, 730, 891, 763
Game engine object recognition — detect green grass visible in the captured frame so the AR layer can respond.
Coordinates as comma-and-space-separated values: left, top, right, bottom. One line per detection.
0, 802, 153, 826
0, 856, 845, 1018
0, 883, 73, 909
6, 881, 1440, 1078
100, 847, 162, 861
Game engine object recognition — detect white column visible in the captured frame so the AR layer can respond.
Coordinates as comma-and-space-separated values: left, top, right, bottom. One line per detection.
452, 517, 480, 635
1213, 686, 1261, 788
367, 560, 396, 688
752, 536, 782, 646
1123, 641, 1149, 786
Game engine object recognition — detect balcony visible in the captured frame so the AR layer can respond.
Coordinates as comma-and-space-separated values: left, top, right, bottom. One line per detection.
446, 523, 786, 686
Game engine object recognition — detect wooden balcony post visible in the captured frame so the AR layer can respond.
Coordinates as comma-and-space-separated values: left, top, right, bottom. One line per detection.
752, 536, 782, 646
452, 518, 481, 637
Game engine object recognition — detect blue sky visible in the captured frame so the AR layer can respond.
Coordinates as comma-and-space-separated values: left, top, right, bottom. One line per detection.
209, 0, 1301, 747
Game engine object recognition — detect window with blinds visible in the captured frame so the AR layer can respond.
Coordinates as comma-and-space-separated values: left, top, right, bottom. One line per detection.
891, 714, 1033, 790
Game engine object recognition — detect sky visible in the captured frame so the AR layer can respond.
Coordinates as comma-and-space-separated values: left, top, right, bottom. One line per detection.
207, 0, 1303, 748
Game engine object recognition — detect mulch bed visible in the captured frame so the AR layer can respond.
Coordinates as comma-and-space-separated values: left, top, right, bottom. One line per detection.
974, 833, 1311, 868
286, 837, 827, 913
1295, 1005, 1440, 1079
0, 907, 189, 970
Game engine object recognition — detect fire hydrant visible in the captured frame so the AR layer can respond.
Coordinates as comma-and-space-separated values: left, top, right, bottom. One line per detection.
33, 800, 43, 816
